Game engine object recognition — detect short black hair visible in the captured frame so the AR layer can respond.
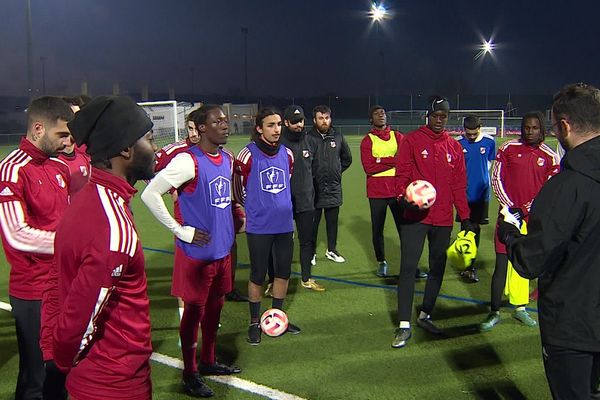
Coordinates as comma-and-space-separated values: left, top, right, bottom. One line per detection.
463, 115, 481, 130
27, 96, 74, 129
552, 83, 600, 135
253, 107, 282, 139
368, 105, 385, 121
312, 105, 331, 118
192, 104, 223, 127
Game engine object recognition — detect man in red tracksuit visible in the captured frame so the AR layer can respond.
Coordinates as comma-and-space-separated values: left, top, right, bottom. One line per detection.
392, 95, 474, 348
59, 96, 91, 197
360, 105, 406, 278
52, 96, 157, 400
480, 111, 560, 331
0, 96, 73, 400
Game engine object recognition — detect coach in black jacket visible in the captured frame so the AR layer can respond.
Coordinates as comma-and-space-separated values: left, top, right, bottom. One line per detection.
499, 83, 600, 400
279, 105, 325, 291
308, 105, 352, 264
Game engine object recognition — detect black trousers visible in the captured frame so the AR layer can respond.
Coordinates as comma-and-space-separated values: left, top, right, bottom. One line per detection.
397, 223, 452, 321
295, 210, 315, 282
543, 342, 600, 400
490, 253, 522, 311
10, 296, 44, 400
312, 206, 340, 253
368, 197, 402, 262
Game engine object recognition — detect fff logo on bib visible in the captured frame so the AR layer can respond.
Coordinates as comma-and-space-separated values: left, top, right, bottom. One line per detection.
209, 176, 231, 209
260, 167, 286, 194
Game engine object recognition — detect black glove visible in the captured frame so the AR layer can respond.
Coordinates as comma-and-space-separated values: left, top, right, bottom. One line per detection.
398, 195, 421, 212
43, 360, 68, 400
460, 219, 476, 233
497, 217, 522, 246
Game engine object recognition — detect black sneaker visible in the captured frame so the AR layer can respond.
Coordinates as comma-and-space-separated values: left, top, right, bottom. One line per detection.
416, 317, 443, 335
287, 322, 301, 334
415, 269, 428, 279
460, 268, 480, 283
392, 327, 412, 348
225, 289, 249, 302
183, 371, 214, 398
247, 323, 261, 345
199, 362, 241, 376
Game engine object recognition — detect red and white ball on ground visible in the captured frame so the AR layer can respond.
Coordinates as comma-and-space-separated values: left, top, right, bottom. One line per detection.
260, 308, 289, 337
405, 180, 437, 209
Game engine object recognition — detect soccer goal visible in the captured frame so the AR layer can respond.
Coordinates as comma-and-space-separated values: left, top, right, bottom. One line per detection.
387, 109, 505, 137
138, 101, 195, 149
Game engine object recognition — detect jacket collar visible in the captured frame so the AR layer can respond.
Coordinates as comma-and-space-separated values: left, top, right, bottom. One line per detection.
418, 125, 448, 141
90, 168, 137, 204
19, 137, 50, 164
369, 126, 391, 139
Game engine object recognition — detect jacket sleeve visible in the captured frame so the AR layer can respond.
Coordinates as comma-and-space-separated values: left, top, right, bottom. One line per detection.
233, 148, 252, 206
340, 135, 352, 173
451, 143, 471, 221
360, 135, 396, 175
491, 144, 513, 208
0, 180, 55, 254
53, 239, 127, 372
507, 175, 580, 279
395, 136, 414, 197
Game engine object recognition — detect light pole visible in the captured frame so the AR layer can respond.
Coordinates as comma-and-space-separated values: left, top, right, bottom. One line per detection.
474, 39, 495, 109
369, 2, 388, 105
26, 0, 33, 98
241, 27, 249, 101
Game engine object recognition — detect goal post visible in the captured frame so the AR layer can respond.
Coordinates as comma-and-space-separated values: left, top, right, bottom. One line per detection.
387, 109, 505, 137
138, 101, 195, 149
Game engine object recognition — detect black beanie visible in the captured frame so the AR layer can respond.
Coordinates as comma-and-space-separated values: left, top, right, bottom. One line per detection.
427, 96, 450, 114
68, 96, 153, 162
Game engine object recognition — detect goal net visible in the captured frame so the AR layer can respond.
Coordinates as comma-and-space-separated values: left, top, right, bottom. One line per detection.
387, 109, 505, 137
138, 101, 195, 149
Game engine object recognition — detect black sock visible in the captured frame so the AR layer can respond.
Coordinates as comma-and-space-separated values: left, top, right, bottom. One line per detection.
249, 301, 261, 323
272, 297, 284, 310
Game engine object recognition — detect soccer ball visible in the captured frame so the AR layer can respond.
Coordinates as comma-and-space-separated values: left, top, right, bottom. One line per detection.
260, 308, 289, 337
405, 180, 437, 209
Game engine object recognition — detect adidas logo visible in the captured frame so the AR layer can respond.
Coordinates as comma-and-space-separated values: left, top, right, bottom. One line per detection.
463, 148, 468, 153
0, 187, 14, 196
294, 109, 301, 115
421, 150, 429, 156
435, 99, 445, 104
111, 264, 123, 277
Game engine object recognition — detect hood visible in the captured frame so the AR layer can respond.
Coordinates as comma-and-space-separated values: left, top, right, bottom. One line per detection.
417, 125, 448, 141
563, 135, 600, 183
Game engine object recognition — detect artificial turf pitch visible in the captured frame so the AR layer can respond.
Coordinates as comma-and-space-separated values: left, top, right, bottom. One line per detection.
0, 135, 558, 399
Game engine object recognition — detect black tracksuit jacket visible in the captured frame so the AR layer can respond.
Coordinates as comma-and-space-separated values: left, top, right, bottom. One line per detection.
280, 127, 317, 214
507, 135, 600, 352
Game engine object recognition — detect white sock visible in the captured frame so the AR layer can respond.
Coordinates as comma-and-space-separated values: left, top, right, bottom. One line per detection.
178, 307, 184, 321
419, 311, 430, 320
399, 321, 410, 329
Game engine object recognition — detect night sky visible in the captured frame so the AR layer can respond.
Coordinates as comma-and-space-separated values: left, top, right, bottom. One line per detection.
2, 0, 600, 99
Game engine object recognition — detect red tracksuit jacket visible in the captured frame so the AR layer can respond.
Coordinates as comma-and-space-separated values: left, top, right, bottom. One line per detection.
395, 125, 470, 226
53, 169, 152, 400
360, 126, 404, 198
58, 144, 91, 197
0, 138, 69, 300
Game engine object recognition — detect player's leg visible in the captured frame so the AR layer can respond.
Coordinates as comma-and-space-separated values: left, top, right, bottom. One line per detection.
198, 254, 241, 376
480, 252, 508, 331
543, 343, 596, 400
296, 210, 324, 291
324, 206, 344, 262
10, 296, 44, 400
311, 208, 324, 265
246, 233, 273, 344
417, 225, 452, 334
226, 240, 248, 302
271, 232, 300, 333
369, 198, 388, 276
393, 223, 427, 348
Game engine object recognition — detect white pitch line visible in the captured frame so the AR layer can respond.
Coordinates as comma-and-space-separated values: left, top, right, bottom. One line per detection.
150, 352, 306, 400
0, 301, 304, 400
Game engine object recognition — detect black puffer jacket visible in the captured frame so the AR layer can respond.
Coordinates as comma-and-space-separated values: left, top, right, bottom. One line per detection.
508, 135, 600, 352
280, 126, 317, 213
308, 126, 352, 208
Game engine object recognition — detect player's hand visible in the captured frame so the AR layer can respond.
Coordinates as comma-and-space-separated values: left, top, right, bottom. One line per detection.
508, 207, 525, 221
192, 229, 210, 246
460, 219, 476, 233
398, 195, 421, 212
43, 360, 67, 399
498, 207, 523, 245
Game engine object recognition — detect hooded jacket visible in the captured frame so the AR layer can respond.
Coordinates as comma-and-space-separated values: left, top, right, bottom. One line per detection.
308, 126, 352, 208
280, 126, 317, 213
507, 135, 600, 352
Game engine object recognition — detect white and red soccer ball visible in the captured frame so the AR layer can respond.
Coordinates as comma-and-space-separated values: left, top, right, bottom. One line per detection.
405, 180, 437, 209
260, 308, 289, 337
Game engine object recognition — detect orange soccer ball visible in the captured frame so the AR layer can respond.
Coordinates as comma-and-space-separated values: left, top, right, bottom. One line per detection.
405, 180, 437, 209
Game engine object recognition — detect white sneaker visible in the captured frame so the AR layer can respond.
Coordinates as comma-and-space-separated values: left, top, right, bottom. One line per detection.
311, 254, 317, 266
325, 249, 346, 263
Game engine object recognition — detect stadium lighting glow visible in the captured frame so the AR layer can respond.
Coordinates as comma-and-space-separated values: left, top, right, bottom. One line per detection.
482, 40, 494, 54
474, 39, 495, 61
370, 3, 387, 22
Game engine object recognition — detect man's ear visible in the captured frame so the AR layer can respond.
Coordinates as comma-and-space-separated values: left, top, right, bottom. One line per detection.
197, 123, 207, 134
32, 121, 45, 141
119, 147, 132, 160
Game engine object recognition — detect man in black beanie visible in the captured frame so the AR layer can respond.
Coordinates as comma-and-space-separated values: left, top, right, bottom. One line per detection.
51, 96, 158, 400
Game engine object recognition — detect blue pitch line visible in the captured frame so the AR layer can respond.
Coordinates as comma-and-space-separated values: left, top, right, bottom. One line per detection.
142, 246, 539, 314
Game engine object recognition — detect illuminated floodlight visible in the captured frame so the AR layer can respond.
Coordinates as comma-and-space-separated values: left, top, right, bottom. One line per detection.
370, 3, 387, 22
474, 39, 495, 61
